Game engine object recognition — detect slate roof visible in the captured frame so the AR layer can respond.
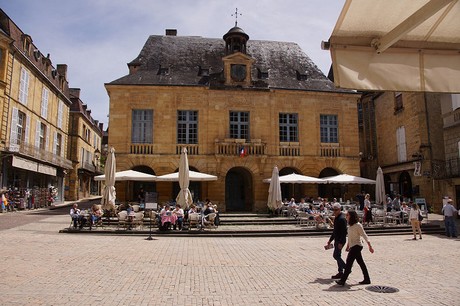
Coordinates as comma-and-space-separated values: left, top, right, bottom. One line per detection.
108, 34, 347, 93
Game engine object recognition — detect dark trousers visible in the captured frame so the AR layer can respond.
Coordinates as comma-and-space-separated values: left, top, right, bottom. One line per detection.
174, 217, 183, 230
333, 242, 346, 273
340, 245, 370, 283
444, 216, 457, 237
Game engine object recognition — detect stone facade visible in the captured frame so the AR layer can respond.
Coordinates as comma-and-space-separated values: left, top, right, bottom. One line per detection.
439, 94, 460, 209
106, 27, 362, 212
360, 92, 447, 212
65, 88, 103, 201
0, 9, 73, 204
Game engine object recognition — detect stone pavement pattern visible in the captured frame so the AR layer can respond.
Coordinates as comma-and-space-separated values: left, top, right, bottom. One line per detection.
0, 213, 458, 306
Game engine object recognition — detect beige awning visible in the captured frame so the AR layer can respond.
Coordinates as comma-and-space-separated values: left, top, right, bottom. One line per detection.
326, 0, 460, 92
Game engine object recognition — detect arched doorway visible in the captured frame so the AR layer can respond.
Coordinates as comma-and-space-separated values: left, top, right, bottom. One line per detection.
318, 167, 340, 199
279, 167, 301, 201
172, 167, 202, 203
225, 167, 253, 212
131, 166, 156, 202
399, 171, 412, 199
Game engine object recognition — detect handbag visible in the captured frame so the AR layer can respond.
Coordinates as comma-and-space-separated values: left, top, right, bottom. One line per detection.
418, 212, 424, 221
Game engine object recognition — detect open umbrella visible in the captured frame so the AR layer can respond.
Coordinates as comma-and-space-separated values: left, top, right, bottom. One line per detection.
263, 173, 327, 184
375, 167, 386, 210
94, 170, 156, 181
267, 166, 282, 211
101, 147, 116, 211
175, 148, 193, 208
324, 174, 376, 184
156, 170, 217, 181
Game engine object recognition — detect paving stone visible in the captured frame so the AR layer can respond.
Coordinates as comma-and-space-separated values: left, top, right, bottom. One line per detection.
0, 210, 458, 305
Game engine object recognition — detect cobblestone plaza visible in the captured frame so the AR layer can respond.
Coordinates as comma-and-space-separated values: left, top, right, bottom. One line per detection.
0, 211, 458, 306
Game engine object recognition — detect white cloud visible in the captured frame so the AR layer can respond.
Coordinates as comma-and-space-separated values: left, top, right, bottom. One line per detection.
1, 0, 344, 127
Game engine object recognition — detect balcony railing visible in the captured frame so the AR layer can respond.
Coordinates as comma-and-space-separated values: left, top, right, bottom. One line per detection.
80, 161, 96, 172
320, 143, 341, 157
215, 139, 266, 156
130, 144, 154, 154
279, 142, 300, 156
176, 144, 199, 155
5, 141, 73, 169
445, 157, 460, 178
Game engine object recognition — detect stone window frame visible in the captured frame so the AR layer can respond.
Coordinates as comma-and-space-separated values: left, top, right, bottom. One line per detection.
177, 110, 198, 144
279, 113, 298, 142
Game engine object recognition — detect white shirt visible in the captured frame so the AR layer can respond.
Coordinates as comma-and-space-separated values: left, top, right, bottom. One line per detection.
347, 223, 370, 248
442, 204, 457, 217
409, 208, 420, 220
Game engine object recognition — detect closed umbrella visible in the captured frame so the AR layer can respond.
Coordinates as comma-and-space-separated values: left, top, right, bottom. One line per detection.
175, 148, 193, 208
267, 166, 282, 211
101, 147, 116, 211
375, 167, 386, 211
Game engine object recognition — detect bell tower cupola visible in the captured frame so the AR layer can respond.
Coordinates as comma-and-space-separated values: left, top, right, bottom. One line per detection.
223, 8, 249, 55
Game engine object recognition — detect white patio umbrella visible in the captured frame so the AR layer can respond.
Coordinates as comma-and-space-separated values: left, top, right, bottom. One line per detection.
267, 166, 282, 211
375, 167, 386, 210
94, 170, 157, 181
324, 174, 376, 184
101, 147, 116, 210
175, 148, 193, 208
263, 173, 327, 184
156, 170, 217, 181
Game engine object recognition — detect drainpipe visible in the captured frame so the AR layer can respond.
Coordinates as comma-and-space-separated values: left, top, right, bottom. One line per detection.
423, 93, 434, 211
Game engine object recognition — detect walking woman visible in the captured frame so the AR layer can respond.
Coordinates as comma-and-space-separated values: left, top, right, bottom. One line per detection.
336, 210, 374, 286
409, 201, 423, 240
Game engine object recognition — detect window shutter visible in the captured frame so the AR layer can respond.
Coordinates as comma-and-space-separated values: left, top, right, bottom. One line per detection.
25, 115, 30, 145
19, 68, 29, 105
45, 125, 49, 151
53, 131, 57, 155
35, 119, 41, 148
9, 107, 18, 149
57, 100, 63, 129
41, 88, 49, 118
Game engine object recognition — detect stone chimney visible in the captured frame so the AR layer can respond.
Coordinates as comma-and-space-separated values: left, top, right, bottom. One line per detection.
165, 29, 177, 36
69, 88, 81, 99
57, 64, 67, 80
99, 123, 104, 131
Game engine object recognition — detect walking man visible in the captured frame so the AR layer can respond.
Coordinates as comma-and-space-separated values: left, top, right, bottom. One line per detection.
325, 203, 348, 279
442, 199, 458, 238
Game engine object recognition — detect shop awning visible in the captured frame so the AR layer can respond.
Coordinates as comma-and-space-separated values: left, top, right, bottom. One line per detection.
12, 156, 38, 172
326, 0, 460, 93
12, 156, 57, 176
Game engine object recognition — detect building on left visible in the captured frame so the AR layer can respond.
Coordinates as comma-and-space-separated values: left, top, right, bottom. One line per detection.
0, 9, 73, 206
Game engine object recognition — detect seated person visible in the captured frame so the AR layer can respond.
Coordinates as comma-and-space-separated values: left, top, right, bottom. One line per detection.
288, 198, 298, 208
172, 204, 184, 230
70, 203, 87, 229
188, 204, 198, 215
160, 204, 176, 230
203, 200, 216, 225
91, 204, 103, 225
313, 204, 332, 228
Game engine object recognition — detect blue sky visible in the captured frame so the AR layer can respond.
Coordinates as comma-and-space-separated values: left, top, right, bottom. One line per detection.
0, 0, 345, 127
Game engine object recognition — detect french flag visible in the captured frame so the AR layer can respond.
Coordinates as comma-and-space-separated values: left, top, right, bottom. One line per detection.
239, 146, 248, 157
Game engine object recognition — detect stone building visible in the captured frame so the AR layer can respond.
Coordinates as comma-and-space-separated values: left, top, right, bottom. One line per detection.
0, 9, 72, 205
65, 88, 104, 201
359, 92, 447, 212
440, 94, 460, 209
105, 26, 362, 212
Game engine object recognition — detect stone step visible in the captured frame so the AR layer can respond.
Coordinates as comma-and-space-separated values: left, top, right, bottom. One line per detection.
61, 222, 445, 237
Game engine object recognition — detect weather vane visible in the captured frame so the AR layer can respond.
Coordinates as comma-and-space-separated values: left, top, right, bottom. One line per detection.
231, 8, 242, 26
